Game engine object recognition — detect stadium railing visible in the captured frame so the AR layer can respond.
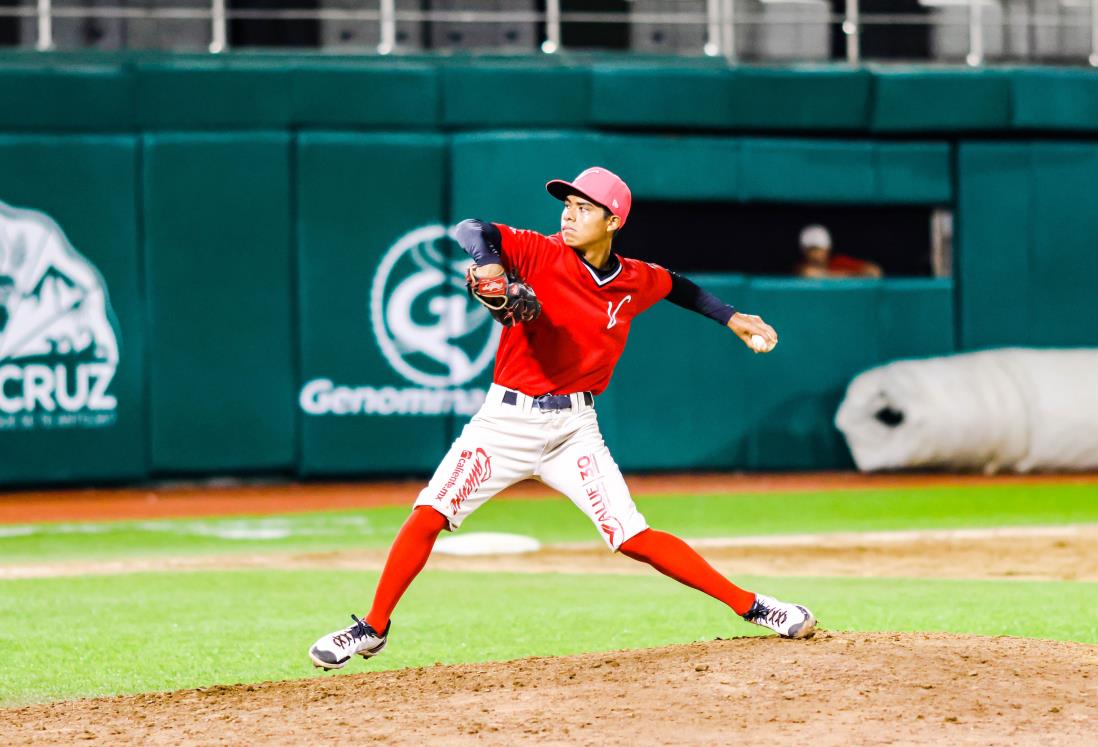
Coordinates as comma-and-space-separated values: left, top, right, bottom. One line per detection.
0, 0, 1095, 67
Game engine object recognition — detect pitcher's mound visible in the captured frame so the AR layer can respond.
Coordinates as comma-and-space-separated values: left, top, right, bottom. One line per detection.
3, 632, 1095, 745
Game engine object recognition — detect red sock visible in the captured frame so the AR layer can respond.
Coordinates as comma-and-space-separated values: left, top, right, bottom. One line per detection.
365, 506, 448, 632
619, 528, 756, 616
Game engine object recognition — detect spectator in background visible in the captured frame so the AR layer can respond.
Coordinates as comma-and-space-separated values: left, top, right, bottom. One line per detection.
794, 224, 882, 279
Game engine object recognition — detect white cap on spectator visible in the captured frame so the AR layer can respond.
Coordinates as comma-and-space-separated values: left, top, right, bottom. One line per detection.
799, 224, 832, 252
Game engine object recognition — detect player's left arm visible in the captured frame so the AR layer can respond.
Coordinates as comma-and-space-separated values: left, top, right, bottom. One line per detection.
454, 219, 505, 276
455, 219, 541, 326
662, 270, 778, 353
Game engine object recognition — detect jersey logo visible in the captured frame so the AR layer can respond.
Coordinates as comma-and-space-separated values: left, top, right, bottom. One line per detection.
606, 295, 632, 330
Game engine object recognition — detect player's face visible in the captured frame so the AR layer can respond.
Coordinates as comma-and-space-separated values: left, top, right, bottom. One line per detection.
560, 194, 617, 248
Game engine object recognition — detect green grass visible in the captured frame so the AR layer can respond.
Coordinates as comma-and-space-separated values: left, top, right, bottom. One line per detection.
1, 568, 1096, 706
2, 483, 1097, 563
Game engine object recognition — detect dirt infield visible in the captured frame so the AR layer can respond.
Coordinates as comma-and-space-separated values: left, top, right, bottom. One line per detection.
3, 633, 1095, 746
4, 471, 1097, 524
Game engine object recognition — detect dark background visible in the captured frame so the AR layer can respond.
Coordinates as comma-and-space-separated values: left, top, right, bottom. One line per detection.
230, 0, 321, 48
0, 0, 17, 46
615, 200, 935, 276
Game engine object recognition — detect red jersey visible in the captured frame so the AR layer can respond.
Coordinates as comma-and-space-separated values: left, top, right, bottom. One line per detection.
827, 254, 876, 275
492, 224, 672, 396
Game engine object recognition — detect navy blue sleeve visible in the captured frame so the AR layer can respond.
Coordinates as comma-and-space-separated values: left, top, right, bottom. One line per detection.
664, 270, 737, 326
454, 219, 503, 266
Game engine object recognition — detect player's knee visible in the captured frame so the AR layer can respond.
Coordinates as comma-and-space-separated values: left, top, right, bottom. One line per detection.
410, 505, 451, 535
617, 527, 651, 557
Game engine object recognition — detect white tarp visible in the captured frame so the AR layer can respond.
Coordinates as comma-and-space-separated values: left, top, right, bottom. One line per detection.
835, 348, 1098, 473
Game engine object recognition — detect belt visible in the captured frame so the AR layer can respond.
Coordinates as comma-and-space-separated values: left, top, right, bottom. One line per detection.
502, 389, 593, 411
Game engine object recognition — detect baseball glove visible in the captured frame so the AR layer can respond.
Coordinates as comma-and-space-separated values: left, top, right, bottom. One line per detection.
465, 265, 542, 327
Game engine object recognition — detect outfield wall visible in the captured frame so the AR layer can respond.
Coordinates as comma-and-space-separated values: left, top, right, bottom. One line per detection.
0, 57, 1094, 484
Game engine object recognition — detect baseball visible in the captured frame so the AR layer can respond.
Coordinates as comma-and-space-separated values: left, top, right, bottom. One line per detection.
750, 334, 769, 352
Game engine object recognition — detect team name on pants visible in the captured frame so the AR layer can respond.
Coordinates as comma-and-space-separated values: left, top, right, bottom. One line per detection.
578, 454, 621, 544
438, 447, 492, 516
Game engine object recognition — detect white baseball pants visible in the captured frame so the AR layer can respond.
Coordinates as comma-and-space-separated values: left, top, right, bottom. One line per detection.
413, 383, 648, 550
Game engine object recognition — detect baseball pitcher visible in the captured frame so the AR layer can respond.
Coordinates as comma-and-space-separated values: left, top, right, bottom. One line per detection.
310, 167, 816, 670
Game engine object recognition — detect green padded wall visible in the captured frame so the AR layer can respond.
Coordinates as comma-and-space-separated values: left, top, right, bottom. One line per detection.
601, 134, 740, 200
956, 144, 1032, 349
451, 132, 604, 231
589, 64, 735, 129
604, 278, 956, 472
0, 60, 1096, 136
0, 136, 146, 484
870, 69, 1010, 132
730, 67, 871, 131
590, 65, 872, 131
953, 143, 1098, 351
296, 133, 453, 475
442, 62, 589, 128
1027, 143, 1098, 345
958, 142, 1098, 349
2, 58, 1092, 484
453, 134, 950, 214
136, 60, 292, 130
874, 143, 952, 203
600, 276, 751, 471
740, 139, 951, 204
740, 279, 880, 469
740, 139, 875, 202
1012, 70, 1098, 132
0, 64, 135, 132
291, 61, 439, 128
143, 133, 295, 473
877, 279, 956, 361
451, 132, 741, 231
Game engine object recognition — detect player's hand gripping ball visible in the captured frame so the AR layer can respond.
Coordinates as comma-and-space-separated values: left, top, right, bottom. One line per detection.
465, 265, 542, 327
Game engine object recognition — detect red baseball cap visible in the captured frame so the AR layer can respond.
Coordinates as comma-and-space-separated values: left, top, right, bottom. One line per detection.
546, 167, 632, 227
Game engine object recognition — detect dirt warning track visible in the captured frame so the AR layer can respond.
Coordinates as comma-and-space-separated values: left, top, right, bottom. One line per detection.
3, 633, 1095, 746
4, 471, 1096, 524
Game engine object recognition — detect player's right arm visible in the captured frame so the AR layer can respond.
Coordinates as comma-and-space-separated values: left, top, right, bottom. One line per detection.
664, 270, 736, 326
662, 269, 778, 352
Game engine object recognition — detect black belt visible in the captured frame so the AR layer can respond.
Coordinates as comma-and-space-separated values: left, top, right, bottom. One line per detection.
502, 390, 593, 411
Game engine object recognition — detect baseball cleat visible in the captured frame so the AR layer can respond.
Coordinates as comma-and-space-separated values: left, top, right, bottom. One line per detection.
742, 594, 816, 639
309, 615, 390, 670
